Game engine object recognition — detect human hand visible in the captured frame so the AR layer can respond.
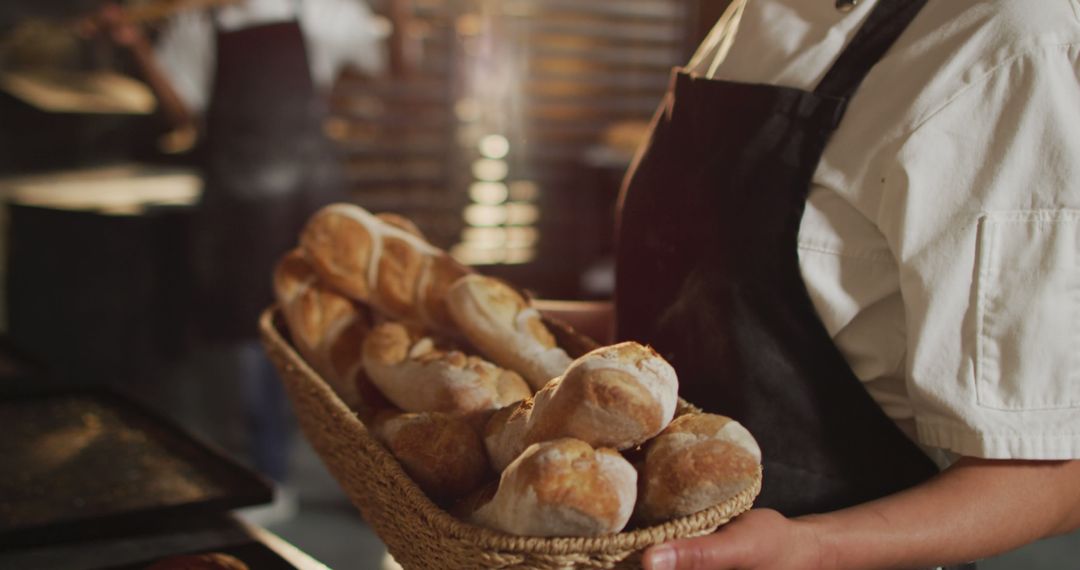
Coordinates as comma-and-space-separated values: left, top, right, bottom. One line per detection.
642, 509, 829, 570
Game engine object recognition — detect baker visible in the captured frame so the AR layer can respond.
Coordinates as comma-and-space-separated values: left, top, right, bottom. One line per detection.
547, 1, 1080, 568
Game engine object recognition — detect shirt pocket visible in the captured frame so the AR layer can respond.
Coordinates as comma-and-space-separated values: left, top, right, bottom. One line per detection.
975, 210, 1080, 410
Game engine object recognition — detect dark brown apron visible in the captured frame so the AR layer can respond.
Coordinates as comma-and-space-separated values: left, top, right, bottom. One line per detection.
617, 0, 940, 517
193, 14, 345, 342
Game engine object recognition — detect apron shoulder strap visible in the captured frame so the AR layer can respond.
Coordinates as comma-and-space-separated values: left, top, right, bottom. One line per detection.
814, 0, 928, 100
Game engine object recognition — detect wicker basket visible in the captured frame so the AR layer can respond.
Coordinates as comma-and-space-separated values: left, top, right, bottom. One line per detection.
259, 306, 761, 569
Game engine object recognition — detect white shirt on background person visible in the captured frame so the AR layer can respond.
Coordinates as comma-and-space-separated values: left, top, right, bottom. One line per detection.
153, 0, 386, 113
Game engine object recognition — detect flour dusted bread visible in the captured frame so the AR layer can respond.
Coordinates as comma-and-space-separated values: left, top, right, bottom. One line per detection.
300, 203, 472, 331
273, 249, 373, 410
471, 438, 637, 537
362, 321, 531, 414
635, 413, 761, 525
446, 274, 573, 390
372, 410, 491, 501
484, 341, 679, 472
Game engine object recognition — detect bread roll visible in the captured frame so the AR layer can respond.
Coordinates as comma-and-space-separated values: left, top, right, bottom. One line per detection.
372, 410, 491, 501
484, 341, 679, 472
361, 321, 531, 414
471, 438, 637, 537
300, 203, 472, 331
635, 413, 761, 525
273, 249, 373, 409
446, 274, 573, 390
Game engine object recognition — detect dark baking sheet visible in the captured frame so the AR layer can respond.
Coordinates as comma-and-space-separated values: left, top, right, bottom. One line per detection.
0, 387, 273, 548
108, 542, 302, 570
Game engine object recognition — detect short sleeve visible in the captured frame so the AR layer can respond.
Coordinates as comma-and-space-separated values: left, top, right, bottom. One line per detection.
302, 0, 386, 87
153, 12, 215, 114
883, 44, 1080, 459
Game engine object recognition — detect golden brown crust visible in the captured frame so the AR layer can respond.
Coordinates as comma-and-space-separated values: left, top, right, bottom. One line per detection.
527, 368, 664, 448
447, 275, 572, 390
483, 342, 678, 472
373, 411, 492, 502
362, 322, 532, 414
273, 249, 374, 409
516, 439, 622, 527
299, 204, 473, 333
635, 413, 761, 524
418, 253, 472, 330
376, 212, 425, 239
300, 208, 374, 300
374, 235, 426, 319
470, 438, 636, 537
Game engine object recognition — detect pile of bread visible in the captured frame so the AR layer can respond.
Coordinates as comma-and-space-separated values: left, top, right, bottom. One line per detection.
273, 203, 761, 537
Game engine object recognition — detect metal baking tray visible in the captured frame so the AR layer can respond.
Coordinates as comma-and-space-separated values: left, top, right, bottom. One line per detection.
0, 386, 274, 548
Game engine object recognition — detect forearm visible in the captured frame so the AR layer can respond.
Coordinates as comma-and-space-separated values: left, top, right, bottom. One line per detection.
532, 299, 614, 345
126, 36, 194, 132
804, 458, 1080, 569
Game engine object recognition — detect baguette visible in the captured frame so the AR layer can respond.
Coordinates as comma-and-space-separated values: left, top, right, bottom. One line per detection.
484, 341, 678, 472
470, 438, 637, 537
635, 413, 761, 525
273, 249, 374, 410
446, 274, 573, 391
300, 203, 472, 332
361, 321, 531, 414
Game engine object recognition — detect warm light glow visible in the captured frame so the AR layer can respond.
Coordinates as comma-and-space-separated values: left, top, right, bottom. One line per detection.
456, 14, 483, 36
478, 134, 510, 159
472, 159, 509, 181
469, 181, 509, 205
505, 226, 539, 246
508, 180, 540, 201
505, 202, 540, 225
451, 243, 506, 265
463, 204, 509, 226
461, 226, 507, 246
455, 98, 481, 122
504, 246, 537, 264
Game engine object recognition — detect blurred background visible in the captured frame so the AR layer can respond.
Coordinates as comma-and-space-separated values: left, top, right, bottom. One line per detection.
0, 1, 1076, 568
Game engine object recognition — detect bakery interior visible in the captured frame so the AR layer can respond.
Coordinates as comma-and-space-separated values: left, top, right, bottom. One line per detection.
0, 0, 1077, 568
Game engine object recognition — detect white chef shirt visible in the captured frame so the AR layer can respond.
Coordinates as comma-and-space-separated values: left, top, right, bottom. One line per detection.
699, 0, 1080, 460
154, 0, 385, 113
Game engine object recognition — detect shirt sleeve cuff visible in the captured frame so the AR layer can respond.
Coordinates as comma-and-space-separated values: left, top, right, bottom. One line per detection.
916, 416, 1080, 460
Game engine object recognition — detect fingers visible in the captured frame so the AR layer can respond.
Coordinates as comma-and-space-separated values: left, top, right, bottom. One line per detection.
640, 509, 798, 570
643, 534, 745, 570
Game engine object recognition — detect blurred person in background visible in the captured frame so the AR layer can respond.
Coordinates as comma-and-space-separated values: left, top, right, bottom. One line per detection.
88, 0, 384, 496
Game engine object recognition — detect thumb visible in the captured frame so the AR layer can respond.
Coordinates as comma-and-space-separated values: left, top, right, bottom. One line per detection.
643, 536, 739, 570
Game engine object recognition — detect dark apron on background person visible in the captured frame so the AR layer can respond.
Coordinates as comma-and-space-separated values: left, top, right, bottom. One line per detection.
193, 9, 345, 342
617, 0, 941, 518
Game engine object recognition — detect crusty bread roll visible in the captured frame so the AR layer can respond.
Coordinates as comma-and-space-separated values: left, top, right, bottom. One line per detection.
372, 410, 492, 501
446, 274, 573, 390
273, 249, 373, 410
300, 203, 472, 331
361, 321, 532, 414
635, 413, 761, 525
471, 438, 637, 537
484, 341, 679, 472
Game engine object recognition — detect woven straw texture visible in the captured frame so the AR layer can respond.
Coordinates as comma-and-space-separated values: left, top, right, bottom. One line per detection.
259, 306, 761, 569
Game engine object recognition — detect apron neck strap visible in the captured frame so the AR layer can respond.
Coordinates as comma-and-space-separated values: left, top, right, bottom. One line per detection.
814, 0, 928, 100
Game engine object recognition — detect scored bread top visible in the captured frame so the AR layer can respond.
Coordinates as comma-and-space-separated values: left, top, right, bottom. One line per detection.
635, 413, 761, 524
447, 274, 573, 390
472, 438, 636, 537
301, 203, 462, 331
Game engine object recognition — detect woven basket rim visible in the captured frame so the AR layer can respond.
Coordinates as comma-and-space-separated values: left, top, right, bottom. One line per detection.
259, 305, 761, 555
